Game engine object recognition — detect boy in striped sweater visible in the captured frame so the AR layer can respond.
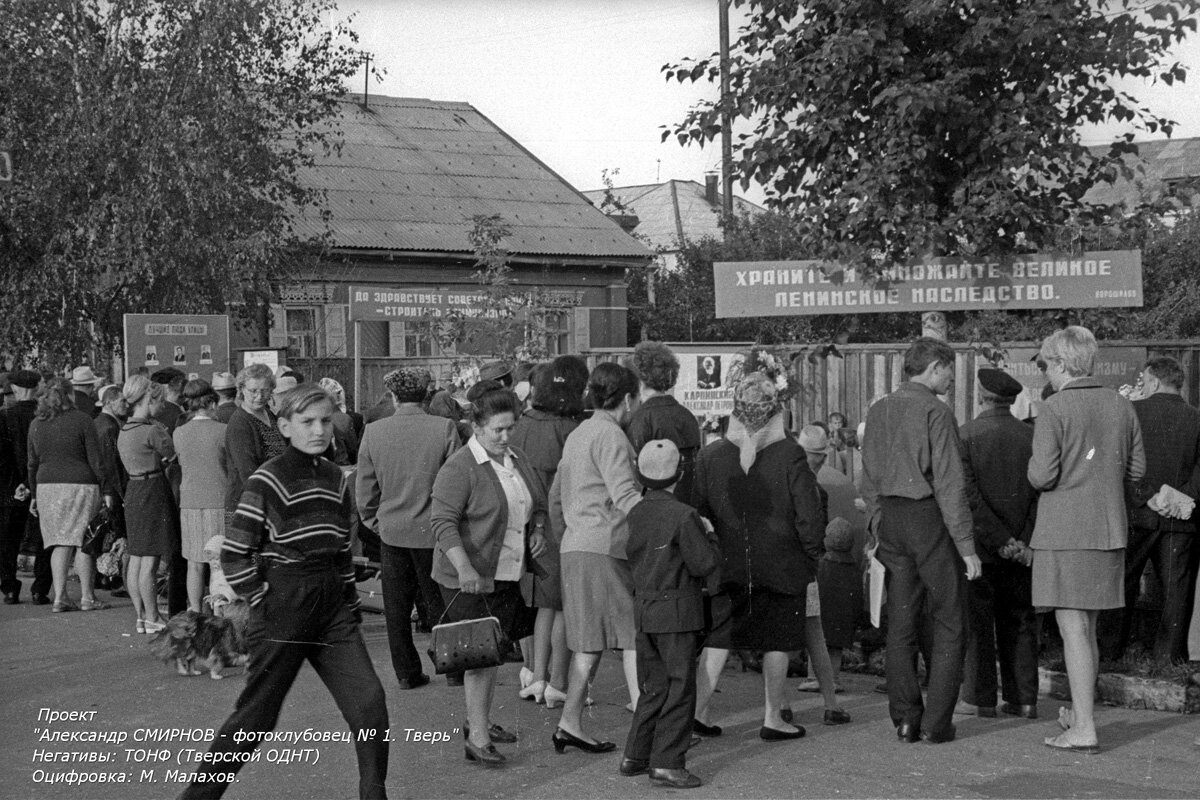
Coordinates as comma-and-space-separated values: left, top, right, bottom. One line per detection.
182, 385, 389, 800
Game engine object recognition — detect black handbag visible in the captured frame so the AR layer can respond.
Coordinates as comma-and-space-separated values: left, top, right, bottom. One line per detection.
81, 507, 114, 558
426, 592, 503, 675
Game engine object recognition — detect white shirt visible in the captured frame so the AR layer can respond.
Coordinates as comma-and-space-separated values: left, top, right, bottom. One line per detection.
468, 436, 532, 581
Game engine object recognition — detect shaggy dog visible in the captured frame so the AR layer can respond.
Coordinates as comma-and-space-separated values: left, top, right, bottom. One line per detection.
149, 598, 249, 679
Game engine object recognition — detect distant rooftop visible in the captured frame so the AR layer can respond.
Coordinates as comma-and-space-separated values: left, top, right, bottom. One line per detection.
292, 95, 651, 261
581, 179, 764, 252
1085, 137, 1200, 208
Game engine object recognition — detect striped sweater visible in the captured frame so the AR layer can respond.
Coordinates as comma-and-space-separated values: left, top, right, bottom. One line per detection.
221, 446, 358, 610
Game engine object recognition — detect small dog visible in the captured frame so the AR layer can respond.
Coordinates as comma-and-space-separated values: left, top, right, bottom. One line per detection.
150, 600, 249, 679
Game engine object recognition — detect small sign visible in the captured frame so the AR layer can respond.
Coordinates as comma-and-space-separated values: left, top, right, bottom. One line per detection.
240, 349, 282, 371
668, 343, 752, 417
977, 345, 1147, 419
714, 250, 1143, 318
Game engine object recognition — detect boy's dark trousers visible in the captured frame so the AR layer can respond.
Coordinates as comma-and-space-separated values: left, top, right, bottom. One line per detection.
182, 561, 389, 800
624, 629, 700, 769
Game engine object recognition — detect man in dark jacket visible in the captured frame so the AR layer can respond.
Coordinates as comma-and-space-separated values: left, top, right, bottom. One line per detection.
1105, 356, 1200, 664
957, 369, 1040, 719
0, 370, 51, 603
70, 366, 103, 419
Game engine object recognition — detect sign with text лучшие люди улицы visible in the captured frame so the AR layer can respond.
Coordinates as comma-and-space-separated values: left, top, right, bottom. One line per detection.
712, 250, 1142, 318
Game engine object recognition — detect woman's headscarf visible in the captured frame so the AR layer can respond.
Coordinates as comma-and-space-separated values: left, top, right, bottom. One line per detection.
727, 372, 787, 473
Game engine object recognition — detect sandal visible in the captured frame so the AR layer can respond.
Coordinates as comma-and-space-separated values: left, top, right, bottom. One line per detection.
51, 600, 79, 613
135, 619, 146, 634
80, 599, 109, 611
143, 620, 166, 634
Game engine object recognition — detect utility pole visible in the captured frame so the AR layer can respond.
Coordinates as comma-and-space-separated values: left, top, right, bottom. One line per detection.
718, 0, 734, 221
362, 52, 371, 109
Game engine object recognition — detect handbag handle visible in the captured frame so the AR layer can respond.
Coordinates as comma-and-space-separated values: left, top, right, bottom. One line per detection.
437, 590, 494, 626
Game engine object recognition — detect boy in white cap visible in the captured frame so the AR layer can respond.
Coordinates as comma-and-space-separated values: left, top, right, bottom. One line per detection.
622, 439, 721, 789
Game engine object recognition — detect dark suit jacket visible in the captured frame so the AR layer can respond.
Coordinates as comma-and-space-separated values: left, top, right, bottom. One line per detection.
1128, 392, 1200, 533
154, 401, 184, 434
1029, 378, 1145, 551
960, 407, 1037, 562
94, 411, 129, 499
626, 490, 720, 634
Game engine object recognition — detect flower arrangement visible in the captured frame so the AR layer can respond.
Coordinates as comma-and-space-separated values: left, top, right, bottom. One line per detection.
699, 412, 723, 435
725, 346, 801, 402
447, 360, 481, 394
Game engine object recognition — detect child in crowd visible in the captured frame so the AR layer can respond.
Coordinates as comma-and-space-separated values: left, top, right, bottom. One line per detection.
181, 384, 389, 800
622, 440, 721, 790
817, 517, 865, 690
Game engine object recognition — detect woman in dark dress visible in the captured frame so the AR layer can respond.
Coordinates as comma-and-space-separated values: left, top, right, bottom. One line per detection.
627, 341, 702, 503
508, 355, 588, 706
694, 372, 824, 741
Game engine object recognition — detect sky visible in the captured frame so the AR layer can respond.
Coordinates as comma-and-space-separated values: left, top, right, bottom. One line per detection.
335, 0, 1200, 207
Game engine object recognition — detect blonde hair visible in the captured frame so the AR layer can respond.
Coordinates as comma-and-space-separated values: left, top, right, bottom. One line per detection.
1040, 326, 1097, 377
122, 374, 164, 409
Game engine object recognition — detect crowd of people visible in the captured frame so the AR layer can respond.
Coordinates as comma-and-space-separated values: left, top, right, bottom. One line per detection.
3, 324, 1200, 796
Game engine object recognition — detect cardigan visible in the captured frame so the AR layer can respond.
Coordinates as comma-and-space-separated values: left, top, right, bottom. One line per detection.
430, 439, 547, 588
224, 406, 287, 512
550, 412, 642, 558
173, 417, 228, 509
1029, 377, 1145, 551
28, 409, 110, 495
356, 405, 459, 548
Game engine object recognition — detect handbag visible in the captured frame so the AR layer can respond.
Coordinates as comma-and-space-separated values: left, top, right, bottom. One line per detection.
81, 507, 114, 558
426, 592, 503, 675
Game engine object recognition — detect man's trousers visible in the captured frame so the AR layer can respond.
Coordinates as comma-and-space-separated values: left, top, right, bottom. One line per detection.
877, 496, 967, 738
182, 561, 389, 800
380, 543, 446, 682
624, 629, 700, 769
961, 560, 1038, 708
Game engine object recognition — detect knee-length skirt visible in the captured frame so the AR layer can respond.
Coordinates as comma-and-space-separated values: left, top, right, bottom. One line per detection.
561, 551, 635, 651
36, 484, 101, 548
1032, 547, 1124, 611
125, 474, 180, 558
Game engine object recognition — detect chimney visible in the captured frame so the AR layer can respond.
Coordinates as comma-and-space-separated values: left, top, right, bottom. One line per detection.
704, 173, 720, 206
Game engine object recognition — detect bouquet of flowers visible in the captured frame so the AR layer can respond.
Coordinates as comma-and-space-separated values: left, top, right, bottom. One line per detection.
725, 347, 800, 402
448, 361, 481, 394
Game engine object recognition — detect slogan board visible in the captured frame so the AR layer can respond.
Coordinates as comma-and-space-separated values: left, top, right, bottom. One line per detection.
976, 345, 1147, 420
714, 250, 1143, 318
348, 285, 496, 321
123, 314, 230, 380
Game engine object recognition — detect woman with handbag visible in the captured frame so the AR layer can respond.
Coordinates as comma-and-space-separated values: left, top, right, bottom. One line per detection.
27, 378, 114, 612
118, 374, 180, 634
430, 387, 549, 768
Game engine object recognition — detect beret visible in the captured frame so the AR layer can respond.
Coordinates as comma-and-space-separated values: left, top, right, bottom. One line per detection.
977, 368, 1023, 398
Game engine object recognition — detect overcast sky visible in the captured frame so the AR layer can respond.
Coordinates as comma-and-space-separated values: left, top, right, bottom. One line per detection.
336, 0, 1200, 206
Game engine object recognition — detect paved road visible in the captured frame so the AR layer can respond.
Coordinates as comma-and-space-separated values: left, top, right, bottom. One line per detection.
3, 594, 1198, 799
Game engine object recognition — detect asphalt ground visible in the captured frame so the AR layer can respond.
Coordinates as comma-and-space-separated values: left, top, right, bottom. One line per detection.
3, 592, 1200, 800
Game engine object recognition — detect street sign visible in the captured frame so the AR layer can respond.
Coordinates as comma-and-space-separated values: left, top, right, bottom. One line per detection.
714, 250, 1143, 317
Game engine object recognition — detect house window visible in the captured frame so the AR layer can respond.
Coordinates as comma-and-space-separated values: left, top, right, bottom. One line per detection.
388, 322, 436, 357
538, 309, 572, 356
285, 308, 318, 359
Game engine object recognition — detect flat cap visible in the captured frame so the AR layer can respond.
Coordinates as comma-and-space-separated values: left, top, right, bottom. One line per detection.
977, 368, 1023, 398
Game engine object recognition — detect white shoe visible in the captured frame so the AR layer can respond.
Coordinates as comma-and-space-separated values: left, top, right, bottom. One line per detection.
519, 680, 546, 703
519, 666, 535, 690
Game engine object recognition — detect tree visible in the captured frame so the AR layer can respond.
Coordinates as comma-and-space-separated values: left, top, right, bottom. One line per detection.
627, 209, 919, 343
664, 0, 1198, 277
0, 0, 369, 366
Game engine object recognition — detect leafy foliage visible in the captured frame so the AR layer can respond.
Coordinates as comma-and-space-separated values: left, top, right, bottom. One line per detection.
664, 0, 1199, 275
0, 0, 369, 366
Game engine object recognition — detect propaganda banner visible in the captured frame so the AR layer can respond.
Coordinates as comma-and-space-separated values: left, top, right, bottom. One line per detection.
349, 285, 495, 321
714, 250, 1142, 318
123, 314, 230, 380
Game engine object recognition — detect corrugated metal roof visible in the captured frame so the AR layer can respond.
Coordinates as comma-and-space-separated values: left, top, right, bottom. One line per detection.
1084, 137, 1200, 207
581, 180, 764, 251
295, 96, 651, 260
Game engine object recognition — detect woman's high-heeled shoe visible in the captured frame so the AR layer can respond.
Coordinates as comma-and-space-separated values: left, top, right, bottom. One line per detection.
519, 679, 546, 703
519, 666, 535, 690
464, 739, 506, 767
135, 619, 145, 634
143, 620, 166, 635
551, 727, 615, 754
542, 684, 567, 708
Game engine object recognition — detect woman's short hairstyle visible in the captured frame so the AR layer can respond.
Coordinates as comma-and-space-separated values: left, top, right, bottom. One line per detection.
235, 363, 276, 393
1040, 326, 1097, 378
34, 378, 74, 420
121, 373, 164, 409
275, 384, 334, 420
469, 388, 522, 426
531, 355, 588, 417
903, 337, 956, 378
587, 362, 640, 411
181, 378, 218, 413
631, 341, 680, 392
